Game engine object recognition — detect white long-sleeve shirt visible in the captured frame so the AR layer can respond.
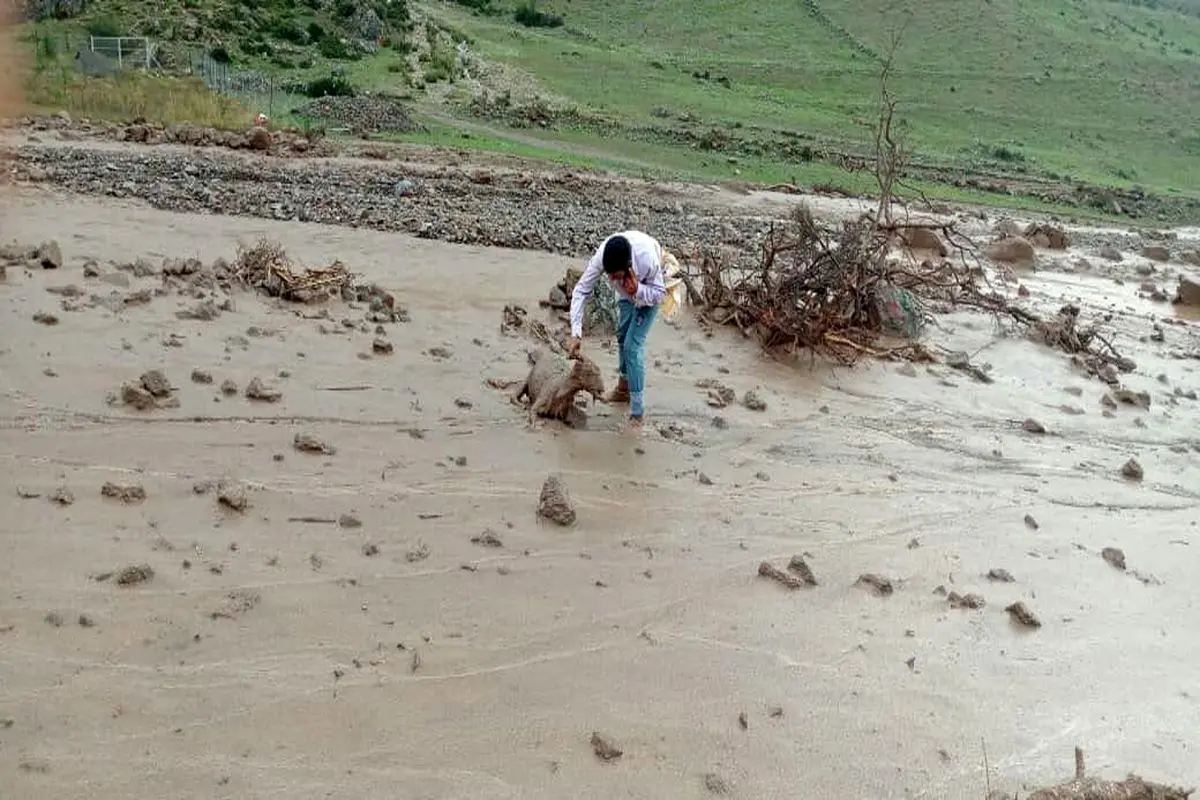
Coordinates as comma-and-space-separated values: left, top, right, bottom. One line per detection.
569, 230, 667, 338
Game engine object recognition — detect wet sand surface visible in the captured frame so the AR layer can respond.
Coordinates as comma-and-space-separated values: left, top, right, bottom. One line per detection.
2, 187, 1199, 799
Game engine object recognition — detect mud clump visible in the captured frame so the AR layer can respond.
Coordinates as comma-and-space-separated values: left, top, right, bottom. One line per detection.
294, 432, 336, 455
1005, 601, 1042, 629
100, 482, 146, 504
537, 474, 576, 526
115, 564, 154, 586
590, 732, 623, 762
190, 368, 213, 384
515, 350, 604, 428
986, 235, 1035, 265
696, 378, 736, 408
471, 529, 504, 548
49, 486, 74, 506
245, 377, 282, 402
855, 573, 894, 597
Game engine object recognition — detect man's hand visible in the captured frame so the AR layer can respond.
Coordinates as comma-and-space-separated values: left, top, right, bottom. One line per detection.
620, 272, 638, 297
567, 336, 582, 358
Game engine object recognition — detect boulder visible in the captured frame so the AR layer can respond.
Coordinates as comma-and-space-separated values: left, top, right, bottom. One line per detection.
1142, 244, 1170, 262
1023, 223, 1069, 249
901, 227, 948, 256
1181, 249, 1200, 267
1176, 274, 1200, 307
1098, 246, 1123, 262
985, 236, 1035, 265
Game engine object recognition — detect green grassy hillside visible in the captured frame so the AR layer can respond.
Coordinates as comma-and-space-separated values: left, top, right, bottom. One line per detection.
20, 0, 1200, 218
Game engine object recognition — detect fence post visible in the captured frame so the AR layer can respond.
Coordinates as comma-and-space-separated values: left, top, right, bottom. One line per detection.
117, 38, 123, 68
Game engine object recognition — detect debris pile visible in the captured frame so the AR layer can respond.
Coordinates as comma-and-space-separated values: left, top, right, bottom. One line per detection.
296, 96, 425, 135
232, 239, 355, 303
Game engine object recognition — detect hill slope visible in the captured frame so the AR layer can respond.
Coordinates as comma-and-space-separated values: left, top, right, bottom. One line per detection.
21, 0, 1200, 217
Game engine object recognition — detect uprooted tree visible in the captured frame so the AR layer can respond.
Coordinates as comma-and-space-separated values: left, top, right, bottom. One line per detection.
675, 26, 1130, 375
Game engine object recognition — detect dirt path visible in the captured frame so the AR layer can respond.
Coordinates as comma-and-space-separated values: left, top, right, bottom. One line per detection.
0, 185, 1197, 798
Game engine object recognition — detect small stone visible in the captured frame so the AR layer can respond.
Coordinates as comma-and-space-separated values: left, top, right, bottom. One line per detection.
361, 543, 380, 557
100, 482, 146, 503
49, 486, 74, 506
1120, 458, 1144, 481
33, 311, 59, 325
698, 472, 714, 486
294, 432, 336, 455
372, 337, 393, 354
191, 369, 213, 384
1022, 418, 1045, 434
948, 591, 986, 609
537, 474, 576, 526
986, 568, 1015, 583
115, 564, 154, 586
1005, 601, 1041, 628
338, 514, 362, 529
742, 389, 767, 411
405, 540, 430, 563
220, 379, 238, 396
855, 573, 894, 597
139, 369, 172, 398
216, 479, 249, 512
37, 240, 63, 269
1101, 547, 1126, 571
44, 611, 64, 627
786, 556, 818, 586
77, 613, 95, 628
245, 377, 281, 402
703, 772, 731, 794
1023, 514, 1039, 530
471, 529, 504, 548
590, 732, 622, 761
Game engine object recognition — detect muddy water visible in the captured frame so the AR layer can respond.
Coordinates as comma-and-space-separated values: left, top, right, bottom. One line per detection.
1, 190, 1198, 799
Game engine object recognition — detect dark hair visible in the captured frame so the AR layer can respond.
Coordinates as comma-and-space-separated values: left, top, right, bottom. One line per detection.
601, 235, 632, 274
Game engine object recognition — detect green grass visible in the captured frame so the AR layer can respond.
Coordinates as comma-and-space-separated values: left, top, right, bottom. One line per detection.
412, 0, 1200, 201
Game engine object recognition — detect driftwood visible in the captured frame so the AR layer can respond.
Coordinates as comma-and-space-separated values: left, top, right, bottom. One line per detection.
997, 747, 1194, 800
233, 239, 354, 302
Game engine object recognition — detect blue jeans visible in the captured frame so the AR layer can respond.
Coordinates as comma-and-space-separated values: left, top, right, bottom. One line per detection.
617, 300, 658, 418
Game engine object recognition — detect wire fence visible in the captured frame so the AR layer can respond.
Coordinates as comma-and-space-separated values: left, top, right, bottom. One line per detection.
27, 30, 309, 121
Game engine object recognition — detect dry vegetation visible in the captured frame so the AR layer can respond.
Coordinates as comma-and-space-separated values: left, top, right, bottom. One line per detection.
25, 69, 249, 128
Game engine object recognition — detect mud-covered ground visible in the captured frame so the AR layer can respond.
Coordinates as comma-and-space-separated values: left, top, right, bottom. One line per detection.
1, 132, 1199, 798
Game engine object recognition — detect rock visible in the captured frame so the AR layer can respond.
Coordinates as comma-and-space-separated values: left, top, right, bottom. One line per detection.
1175, 274, 1200, 306
537, 474, 576, 526
139, 369, 172, 397
985, 236, 1035, 265
703, 772, 731, 795
1022, 418, 1045, 434
191, 369, 213, 384
1101, 547, 1126, 571
119, 383, 157, 410
854, 573, 894, 597
49, 486, 74, 505
986, 568, 1015, 583
948, 591, 986, 609
901, 227, 948, 256
1120, 457, 1144, 481
220, 379, 238, 396
216, 479, 249, 512
115, 564, 154, 586
1005, 601, 1041, 628
294, 432, 336, 455
37, 240, 63, 269
1023, 223, 1069, 249
590, 732, 622, 761
33, 311, 59, 325
1181, 249, 1200, 267
176, 300, 220, 321
1111, 388, 1151, 409
100, 482, 146, 503
1098, 246, 1123, 262
246, 126, 272, 151
1141, 245, 1170, 262
372, 337, 393, 354
742, 389, 767, 411
338, 513, 362, 529
786, 556, 817, 586
245, 377, 281, 402
1023, 513, 1039, 530
470, 529, 504, 547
